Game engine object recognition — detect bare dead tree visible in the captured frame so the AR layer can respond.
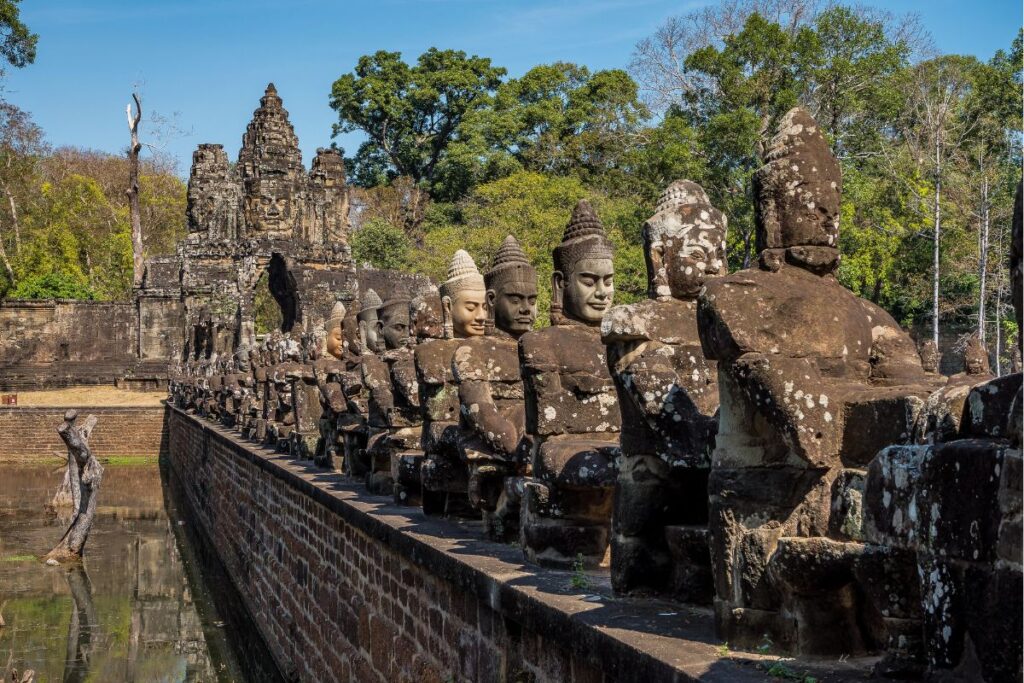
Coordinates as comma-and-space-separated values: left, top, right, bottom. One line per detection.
126, 91, 144, 289
61, 565, 98, 683
44, 410, 103, 563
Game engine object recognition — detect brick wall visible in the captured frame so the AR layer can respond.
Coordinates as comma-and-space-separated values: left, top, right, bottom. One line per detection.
165, 407, 773, 683
0, 407, 169, 461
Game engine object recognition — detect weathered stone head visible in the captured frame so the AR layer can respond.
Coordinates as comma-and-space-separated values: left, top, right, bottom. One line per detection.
378, 297, 412, 350
753, 108, 842, 275
919, 339, 939, 374
485, 235, 538, 337
323, 300, 347, 360
551, 200, 615, 325
357, 289, 383, 354
440, 250, 487, 339
411, 286, 445, 341
644, 180, 728, 300
233, 345, 252, 372
963, 335, 991, 376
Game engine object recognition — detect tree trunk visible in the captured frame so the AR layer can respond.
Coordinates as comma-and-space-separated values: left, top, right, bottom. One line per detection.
977, 177, 990, 342
50, 444, 82, 512
127, 93, 144, 289
932, 139, 942, 347
45, 411, 103, 563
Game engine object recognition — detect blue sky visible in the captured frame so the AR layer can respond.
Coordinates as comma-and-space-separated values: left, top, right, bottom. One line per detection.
7, 0, 1021, 175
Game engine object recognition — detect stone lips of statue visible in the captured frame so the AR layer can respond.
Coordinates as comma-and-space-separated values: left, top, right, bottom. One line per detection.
448, 289, 488, 337
489, 281, 538, 335
558, 257, 614, 324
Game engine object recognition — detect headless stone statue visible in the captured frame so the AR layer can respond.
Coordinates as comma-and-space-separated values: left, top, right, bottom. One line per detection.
601, 180, 724, 601
452, 235, 537, 540
417, 250, 487, 517
519, 200, 621, 568
697, 108, 936, 656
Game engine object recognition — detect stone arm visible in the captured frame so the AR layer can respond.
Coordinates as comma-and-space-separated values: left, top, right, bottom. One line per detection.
725, 352, 841, 468
386, 353, 421, 409
458, 379, 521, 457
362, 355, 396, 418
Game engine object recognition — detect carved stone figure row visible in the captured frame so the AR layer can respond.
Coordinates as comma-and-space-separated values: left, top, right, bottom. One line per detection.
168, 107, 1022, 681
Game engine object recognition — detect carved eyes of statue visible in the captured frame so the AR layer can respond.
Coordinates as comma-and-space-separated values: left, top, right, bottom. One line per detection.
577, 273, 613, 289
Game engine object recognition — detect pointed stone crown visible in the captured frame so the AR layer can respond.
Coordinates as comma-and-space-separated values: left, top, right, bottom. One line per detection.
357, 289, 383, 322
326, 300, 347, 330
440, 249, 485, 300
553, 200, 614, 274
486, 235, 536, 290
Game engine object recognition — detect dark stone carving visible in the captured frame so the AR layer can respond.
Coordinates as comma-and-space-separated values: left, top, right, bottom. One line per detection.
602, 180, 725, 602
697, 108, 937, 655
519, 201, 621, 568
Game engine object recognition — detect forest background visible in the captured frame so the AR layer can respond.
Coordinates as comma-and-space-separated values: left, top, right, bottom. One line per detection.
0, 0, 1020, 369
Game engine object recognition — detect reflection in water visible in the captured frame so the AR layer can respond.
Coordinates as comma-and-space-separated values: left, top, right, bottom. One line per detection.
0, 464, 274, 682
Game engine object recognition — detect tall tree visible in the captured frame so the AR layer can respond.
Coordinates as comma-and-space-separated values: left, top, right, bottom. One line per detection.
329, 48, 505, 199
894, 55, 983, 345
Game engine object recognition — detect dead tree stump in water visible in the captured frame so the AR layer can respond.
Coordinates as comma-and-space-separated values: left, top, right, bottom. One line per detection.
44, 410, 103, 563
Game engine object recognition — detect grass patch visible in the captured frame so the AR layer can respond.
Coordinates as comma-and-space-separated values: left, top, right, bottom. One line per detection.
2, 554, 36, 562
100, 455, 160, 466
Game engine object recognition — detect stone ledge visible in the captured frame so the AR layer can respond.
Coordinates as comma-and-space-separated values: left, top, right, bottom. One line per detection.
169, 405, 876, 683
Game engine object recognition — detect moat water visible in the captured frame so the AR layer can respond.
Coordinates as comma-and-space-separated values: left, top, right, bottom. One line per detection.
0, 462, 280, 682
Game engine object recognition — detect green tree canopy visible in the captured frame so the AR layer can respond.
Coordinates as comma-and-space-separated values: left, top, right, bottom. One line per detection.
0, 0, 36, 72
330, 48, 506, 197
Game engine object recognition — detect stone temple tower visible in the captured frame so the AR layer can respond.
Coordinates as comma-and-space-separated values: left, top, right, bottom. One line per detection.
237, 83, 307, 240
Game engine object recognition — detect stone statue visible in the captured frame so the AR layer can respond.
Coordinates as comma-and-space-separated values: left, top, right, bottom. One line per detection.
601, 180, 724, 601
918, 339, 940, 374
519, 201, 621, 567
697, 108, 936, 656
362, 296, 422, 494
417, 250, 487, 516
357, 289, 384, 355
862, 182, 1023, 680
313, 301, 352, 469
451, 236, 537, 539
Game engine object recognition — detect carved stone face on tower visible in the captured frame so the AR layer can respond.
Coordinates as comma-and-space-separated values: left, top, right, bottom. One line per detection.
325, 301, 346, 360
644, 180, 728, 300
377, 299, 411, 350
440, 250, 487, 338
552, 201, 615, 326
485, 236, 538, 337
